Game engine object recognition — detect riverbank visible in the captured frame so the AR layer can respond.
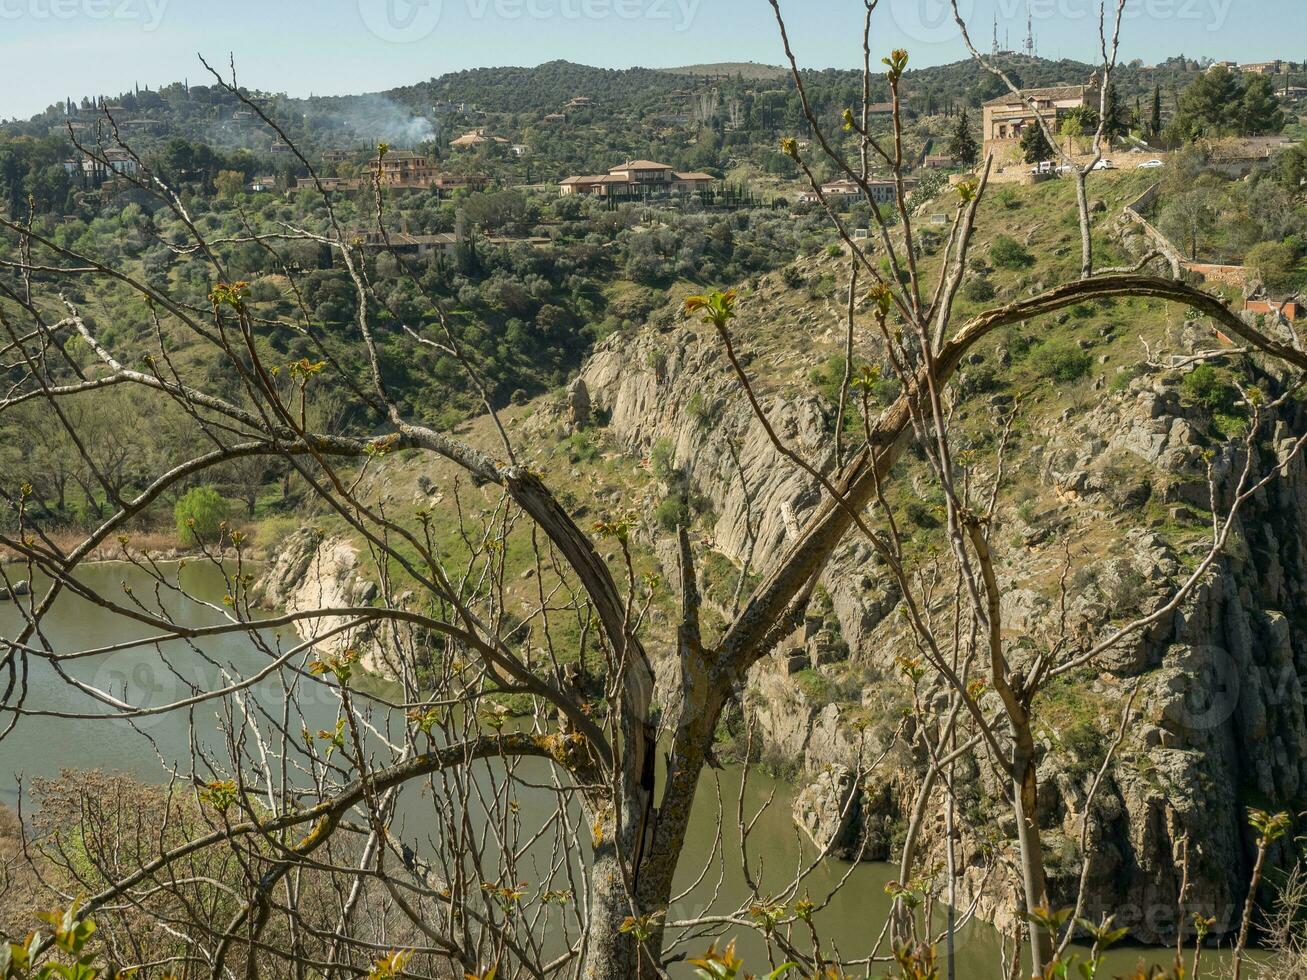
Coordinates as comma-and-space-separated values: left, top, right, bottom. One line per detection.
0, 525, 281, 568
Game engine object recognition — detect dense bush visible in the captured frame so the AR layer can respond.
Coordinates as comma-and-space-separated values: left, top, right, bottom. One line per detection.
990, 235, 1034, 270
962, 276, 996, 302
654, 495, 690, 532
1181, 364, 1241, 416
1029, 339, 1092, 383
1246, 241, 1300, 292
175, 486, 230, 543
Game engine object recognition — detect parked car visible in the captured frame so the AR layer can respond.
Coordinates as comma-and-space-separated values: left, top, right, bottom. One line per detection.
1137, 158, 1165, 169
1090, 159, 1117, 171
1030, 160, 1057, 175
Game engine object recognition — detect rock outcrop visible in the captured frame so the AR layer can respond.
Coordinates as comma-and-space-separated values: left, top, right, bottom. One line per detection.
576, 283, 1307, 942
253, 527, 398, 675
0, 580, 29, 601
793, 765, 863, 859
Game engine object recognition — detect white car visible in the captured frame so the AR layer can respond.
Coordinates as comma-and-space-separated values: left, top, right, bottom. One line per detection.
1137, 158, 1165, 169
1090, 159, 1117, 171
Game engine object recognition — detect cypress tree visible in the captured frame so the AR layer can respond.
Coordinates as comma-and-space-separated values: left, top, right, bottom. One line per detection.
949, 109, 979, 166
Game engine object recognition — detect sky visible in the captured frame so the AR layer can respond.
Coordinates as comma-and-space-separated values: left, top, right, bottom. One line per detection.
0, 0, 1292, 120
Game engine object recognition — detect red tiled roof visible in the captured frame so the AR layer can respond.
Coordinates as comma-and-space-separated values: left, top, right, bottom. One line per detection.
611, 160, 673, 171
983, 85, 1091, 108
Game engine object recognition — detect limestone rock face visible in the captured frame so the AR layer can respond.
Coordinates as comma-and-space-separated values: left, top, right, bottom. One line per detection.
580, 301, 1307, 942
793, 765, 861, 859
253, 528, 396, 674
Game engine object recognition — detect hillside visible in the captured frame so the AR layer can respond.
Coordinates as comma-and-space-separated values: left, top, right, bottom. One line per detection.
0, 32, 1304, 968
245, 168, 1307, 944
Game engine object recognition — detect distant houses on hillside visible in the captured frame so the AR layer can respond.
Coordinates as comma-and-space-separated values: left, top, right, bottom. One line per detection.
293, 149, 488, 195
798, 178, 917, 206
450, 129, 510, 149
1204, 136, 1299, 177
1209, 59, 1288, 75
63, 147, 139, 183
559, 160, 714, 197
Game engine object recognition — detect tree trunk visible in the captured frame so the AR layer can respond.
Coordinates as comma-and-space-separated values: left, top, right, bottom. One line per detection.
581, 848, 644, 980
1075, 172, 1093, 278
1013, 745, 1053, 973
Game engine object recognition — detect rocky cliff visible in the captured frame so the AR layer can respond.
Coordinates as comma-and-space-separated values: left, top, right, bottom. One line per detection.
251, 235, 1307, 943
574, 257, 1307, 942
253, 526, 402, 677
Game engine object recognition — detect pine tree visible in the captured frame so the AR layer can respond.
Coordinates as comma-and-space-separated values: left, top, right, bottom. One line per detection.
1170, 66, 1242, 140
949, 110, 979, 166
1150, 85, 1162, 137
1240, 75, 1286, 136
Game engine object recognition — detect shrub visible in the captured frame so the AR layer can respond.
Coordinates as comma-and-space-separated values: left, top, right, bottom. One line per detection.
879, 256, 911, 285
650, 438, 677, 481
654, 495, 690, 532
686, 392, 710, 423
990, 234, 1034, 269
1062, 720, 1108, 778
1181, 364, 1240, 416
175, 485, 229, 543
962, 276, 996, 302
1029, 339, 1092, 383
1245, 241, 1299, 292
905, 499, 942, 529
562, 432, 600, 464
960, 361, 1000, 395
995, 188, 1022, 210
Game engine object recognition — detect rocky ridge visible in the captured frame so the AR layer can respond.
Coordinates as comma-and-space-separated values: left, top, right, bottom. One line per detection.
253, 239, 1307, 942
572, 267, 1307, 941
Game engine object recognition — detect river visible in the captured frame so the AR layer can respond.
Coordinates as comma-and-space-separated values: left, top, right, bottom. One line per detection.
0, 562, 1220, 976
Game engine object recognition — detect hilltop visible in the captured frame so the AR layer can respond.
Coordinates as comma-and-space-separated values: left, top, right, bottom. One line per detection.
659, 62, 791, 80
3, 53, 1220, 152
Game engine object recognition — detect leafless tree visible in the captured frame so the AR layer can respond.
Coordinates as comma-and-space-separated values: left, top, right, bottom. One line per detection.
1, 6, 1306, 980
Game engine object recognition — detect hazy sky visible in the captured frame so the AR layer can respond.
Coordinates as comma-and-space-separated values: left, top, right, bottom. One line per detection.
0, 0, 1287, 120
